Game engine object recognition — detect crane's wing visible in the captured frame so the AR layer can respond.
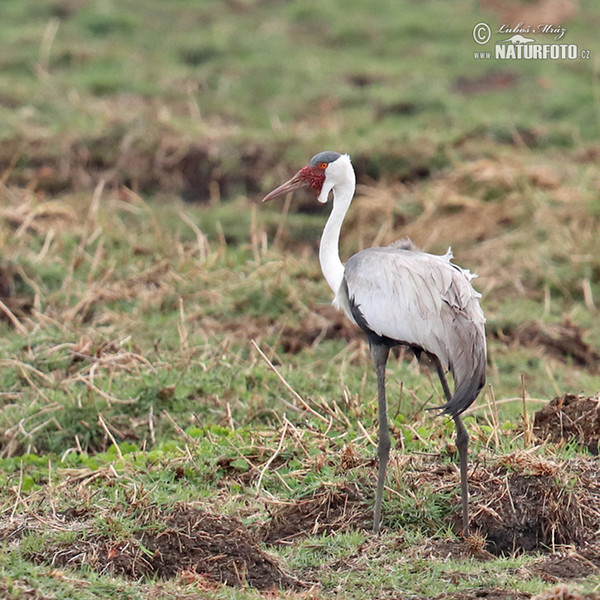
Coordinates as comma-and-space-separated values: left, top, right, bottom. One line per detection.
339, 246, 486, 415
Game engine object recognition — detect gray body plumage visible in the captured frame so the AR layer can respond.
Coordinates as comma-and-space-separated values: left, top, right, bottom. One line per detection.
340, 241, 486, 417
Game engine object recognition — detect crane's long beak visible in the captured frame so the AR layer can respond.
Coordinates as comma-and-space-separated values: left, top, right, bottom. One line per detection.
262, 170, 308, 202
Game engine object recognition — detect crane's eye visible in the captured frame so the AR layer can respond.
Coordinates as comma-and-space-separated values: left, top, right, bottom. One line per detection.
318, 162, 328, 169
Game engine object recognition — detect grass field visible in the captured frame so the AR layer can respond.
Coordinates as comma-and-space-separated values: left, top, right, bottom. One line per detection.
1, 0, 600, 598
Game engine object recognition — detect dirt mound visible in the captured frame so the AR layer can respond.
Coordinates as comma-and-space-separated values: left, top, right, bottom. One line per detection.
530, 545, 600, 582
533, 394, 600, 454
21, 506, 298, 590
137, 507, 297, 588
504, 319, 599, 372
469, 454, 600, 554
534, 394, 600, 454
435, 589, 531, 600
258, 482, 371, 545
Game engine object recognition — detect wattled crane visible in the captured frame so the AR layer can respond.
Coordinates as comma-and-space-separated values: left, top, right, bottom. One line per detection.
262, 151, 486, 533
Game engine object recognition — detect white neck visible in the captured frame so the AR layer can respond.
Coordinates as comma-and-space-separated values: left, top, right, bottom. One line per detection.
319, 177, 355, 294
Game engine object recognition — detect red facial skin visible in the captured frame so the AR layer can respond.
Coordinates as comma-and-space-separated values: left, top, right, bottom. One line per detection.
298, 165, 326, 194
262, 165, 326, 203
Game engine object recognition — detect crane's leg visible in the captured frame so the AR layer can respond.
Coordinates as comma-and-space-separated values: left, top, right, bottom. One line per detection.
430, 354, 452, 403
429, 353, 470, 535
453, 414, 469, 535
370, 342, 390, 533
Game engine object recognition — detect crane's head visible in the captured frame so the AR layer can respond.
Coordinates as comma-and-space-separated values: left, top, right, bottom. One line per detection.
262, 151, 353, 204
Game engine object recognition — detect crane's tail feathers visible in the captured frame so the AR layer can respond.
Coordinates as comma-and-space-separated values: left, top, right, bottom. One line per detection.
427, 364, 486, 418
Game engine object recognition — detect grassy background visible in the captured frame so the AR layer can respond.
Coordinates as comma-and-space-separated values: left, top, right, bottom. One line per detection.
1, 0, 600, 598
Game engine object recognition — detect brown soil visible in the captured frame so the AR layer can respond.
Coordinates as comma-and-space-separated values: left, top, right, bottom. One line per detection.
20, 505, 299, 590
441, 588, 600, 600
257, 482, 371, 545
530, 545, 600, 582
503, 319, 599, 372
534, 394, 600, 454
469, 454, 600, 555
136, 507, 298, 589
436, 590, 531, 600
